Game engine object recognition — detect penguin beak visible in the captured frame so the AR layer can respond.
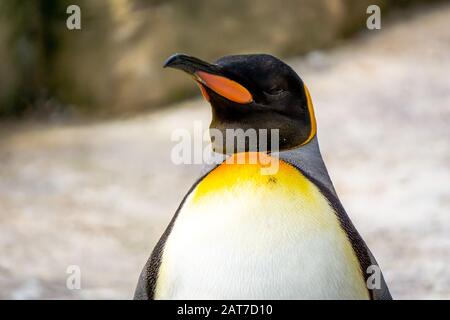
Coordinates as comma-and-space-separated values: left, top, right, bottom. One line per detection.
164, 53, 253, 104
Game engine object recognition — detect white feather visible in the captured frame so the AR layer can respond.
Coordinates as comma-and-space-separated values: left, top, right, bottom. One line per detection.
155, 163, 369, 300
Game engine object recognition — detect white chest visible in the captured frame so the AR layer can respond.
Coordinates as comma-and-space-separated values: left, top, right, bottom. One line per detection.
154, 159, 369, 299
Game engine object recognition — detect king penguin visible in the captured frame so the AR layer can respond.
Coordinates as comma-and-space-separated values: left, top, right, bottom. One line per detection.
134, 53, 392, 300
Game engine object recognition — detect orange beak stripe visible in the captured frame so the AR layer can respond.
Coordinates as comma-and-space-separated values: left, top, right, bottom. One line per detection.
196, 82, 210, 102
196, 71, 253, 104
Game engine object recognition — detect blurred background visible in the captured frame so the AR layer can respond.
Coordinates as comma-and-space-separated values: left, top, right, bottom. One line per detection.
0, 0, 449, 299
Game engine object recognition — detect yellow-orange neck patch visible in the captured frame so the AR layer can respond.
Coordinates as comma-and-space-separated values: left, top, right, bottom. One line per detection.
196, 82, 210, 102
191, 153, 313, 204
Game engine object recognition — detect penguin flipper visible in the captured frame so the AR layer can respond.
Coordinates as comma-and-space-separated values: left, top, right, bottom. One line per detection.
134, 257, 155, 299
133, 277, 149, 300
133, 235, 166, 300
133, 168, 216, 300
305, 171, 393, 300
133, 197, 187, 300
280, 151, 393, 300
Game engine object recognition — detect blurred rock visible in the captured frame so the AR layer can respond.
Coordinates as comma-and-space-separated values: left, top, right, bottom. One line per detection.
0, 3, 23, 116
0, 0, 439, 117
52, 0, 390, 114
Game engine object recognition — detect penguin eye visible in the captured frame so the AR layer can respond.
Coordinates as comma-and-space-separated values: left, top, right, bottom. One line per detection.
265, 85, 284, 96
263, 87, 286, 98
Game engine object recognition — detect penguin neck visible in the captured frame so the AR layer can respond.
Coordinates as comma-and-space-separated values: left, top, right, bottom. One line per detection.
279, 136, 337, 198
202, 136, 337, 198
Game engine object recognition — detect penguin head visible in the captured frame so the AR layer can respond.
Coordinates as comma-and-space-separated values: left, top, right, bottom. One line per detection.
164, 53, 316, 154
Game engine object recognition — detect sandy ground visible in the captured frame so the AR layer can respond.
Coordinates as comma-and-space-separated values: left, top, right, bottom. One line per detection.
0, 4, 449, 299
